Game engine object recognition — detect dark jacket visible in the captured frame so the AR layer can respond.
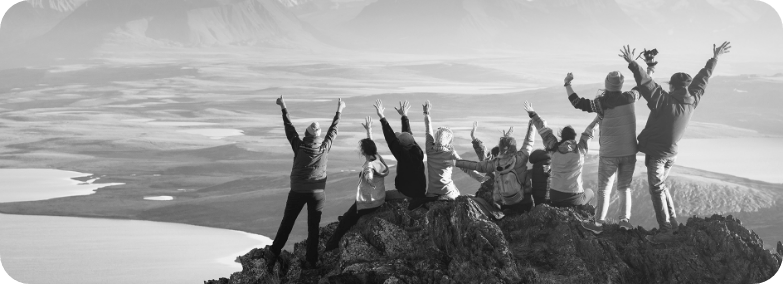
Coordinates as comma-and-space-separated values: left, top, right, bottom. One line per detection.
282, 108, 340, 193
528, 149, 551, 205
380, 116, 427, 198
629, 58, 717, 158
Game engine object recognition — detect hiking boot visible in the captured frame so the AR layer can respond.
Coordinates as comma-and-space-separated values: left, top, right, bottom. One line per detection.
645, 231, 676, 244
670, 217, 679, 232
580, 220, 603, 235
618, 219, 633, 231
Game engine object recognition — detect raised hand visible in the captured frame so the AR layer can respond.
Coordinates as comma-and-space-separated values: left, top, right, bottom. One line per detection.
502, 126, 514, 137
394, 101, 411, 116
276, 95, 286, 109
337, 98, 346, 113
373, 99, 385, 118
470, 121, 478, 140
564, 72, 574, 85
423, 100, 432, 114
524, 101, 534, 114
361, 116, 373, 131
618, 45, 636, 64
713, 41, 732, 59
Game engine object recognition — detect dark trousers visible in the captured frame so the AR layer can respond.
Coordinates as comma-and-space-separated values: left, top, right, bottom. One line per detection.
501, 200, 534, 214
645, 154, 677, 232
325, 203, 379, 249
270, 191, 324, 263
549, 188, 594, 207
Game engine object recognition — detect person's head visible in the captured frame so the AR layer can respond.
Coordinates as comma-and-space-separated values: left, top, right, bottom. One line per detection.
490, 146, 500, 158
605, 71, 624, 92
559, 126, 577, 141
359, 138, 377, 159
305, 122, 321, 138
434, 127, 454, 148
668, 72, 692, 92
498, 136, 517, 155
395, 132, 416, 147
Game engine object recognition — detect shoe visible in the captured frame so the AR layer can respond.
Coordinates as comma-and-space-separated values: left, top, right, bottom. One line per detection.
645, 231, 676, 244
580, 220, 603, 235
618, 219, 633, 231
670, 216, 679, 232
324, 242, 338, 252
263, 249, 279, 272
407, 198, 426, 210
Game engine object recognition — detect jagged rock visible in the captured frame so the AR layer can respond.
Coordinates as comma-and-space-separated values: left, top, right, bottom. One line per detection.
207, 191, 782, 284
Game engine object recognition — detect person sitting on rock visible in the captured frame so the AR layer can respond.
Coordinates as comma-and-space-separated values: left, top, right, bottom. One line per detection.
455, 119, 537, 214
264, 95, 344, 270
373, 100, 427, 209
409, 100, 483, 209
527, 149, 551, 206
526, 101, 600, 208
324, 117, 389, 252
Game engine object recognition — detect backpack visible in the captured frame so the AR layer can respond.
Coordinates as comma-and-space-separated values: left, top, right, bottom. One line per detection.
492, 155, 527, 205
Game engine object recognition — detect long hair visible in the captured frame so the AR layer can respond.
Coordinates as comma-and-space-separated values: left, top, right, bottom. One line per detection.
434, 127, 454, 149
497, 136, 517, 155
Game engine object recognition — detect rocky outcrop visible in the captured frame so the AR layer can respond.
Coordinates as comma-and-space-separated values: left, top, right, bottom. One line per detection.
206, 189, 781, 284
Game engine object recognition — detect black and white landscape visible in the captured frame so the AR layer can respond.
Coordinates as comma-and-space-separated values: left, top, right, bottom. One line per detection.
0, 0, 781, 283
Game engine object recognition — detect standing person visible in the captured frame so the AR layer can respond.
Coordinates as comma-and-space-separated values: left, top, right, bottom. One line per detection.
455, 120, 537, 213
619, 42, 731, 243
564, 70, 645, 233
373, 100, 428, 209
324, 117, 389, 251
265, 95, 345, 270
526, 101, 600, 207
421, 100, 481, 201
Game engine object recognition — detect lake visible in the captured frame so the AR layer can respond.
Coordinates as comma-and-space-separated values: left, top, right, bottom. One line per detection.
676, 138, 783, 184
0, 169, 271, 284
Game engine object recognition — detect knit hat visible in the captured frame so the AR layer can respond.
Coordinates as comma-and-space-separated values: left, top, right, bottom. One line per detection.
305, 122, 320, 137
668, 72, 692, 89
395, 132, 415, 148
605, 71, 624, 92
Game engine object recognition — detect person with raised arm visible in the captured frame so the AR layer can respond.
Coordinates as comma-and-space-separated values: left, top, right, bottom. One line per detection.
526, 101, 600, 207
455, 119, 537, 213
564, 68, 646, 234
373, 100, 427, 209
619, 42, 731, 244
324, 117, 389, 252
419, 100, 482, 203
264, 95, 344, 270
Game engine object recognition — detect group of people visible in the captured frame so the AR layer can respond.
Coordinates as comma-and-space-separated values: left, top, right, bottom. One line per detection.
264, 41, 732, 270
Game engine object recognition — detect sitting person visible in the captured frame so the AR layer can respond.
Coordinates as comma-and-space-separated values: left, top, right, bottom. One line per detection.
324, 117, 389, 251
455, 119, 537, 213
528, 149, 551, 206
525, 101, 600, 207
373, 100, 427, 206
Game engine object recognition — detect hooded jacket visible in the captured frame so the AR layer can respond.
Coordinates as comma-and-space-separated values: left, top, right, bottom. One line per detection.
380, 116, 427, 198
282, 108, 340, 193
629, 58, 717, 158
530, 111, 600, 194
356, 155, 390, 210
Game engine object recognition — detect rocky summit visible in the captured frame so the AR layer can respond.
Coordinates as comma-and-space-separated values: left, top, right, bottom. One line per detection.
206, 186, 782, 284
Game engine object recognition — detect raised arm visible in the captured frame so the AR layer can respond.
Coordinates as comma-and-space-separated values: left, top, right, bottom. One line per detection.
525, 101, 558, 150
690, 41, 730, 106
375, 100, 402, 152
578, 115, 601, 155
423, 100, 434, 146
470, 121, 489, 161
564, 72, 602, 114
395, 101, 413, 134
320, 98, 345, 152
520, 119, 536, 156
621, 45, 667, 110
278, 95, 302, 152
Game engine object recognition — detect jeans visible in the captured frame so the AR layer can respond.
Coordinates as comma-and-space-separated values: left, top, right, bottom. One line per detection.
645, 155, 677, 232
550, 188, 594, 207
270, 191, 324, 263
595, 155, 636, 222
325, 203, 379, 250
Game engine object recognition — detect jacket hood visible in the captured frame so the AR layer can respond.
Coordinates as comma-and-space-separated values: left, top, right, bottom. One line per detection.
557, 140, 578, 154
670, 88, 695, 105
302, 136, 323, 147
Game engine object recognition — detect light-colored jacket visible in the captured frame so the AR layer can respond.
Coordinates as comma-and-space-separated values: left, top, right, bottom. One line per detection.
531, 112, 600, 194
423, 113, 482, 199
356, 155, 390, 210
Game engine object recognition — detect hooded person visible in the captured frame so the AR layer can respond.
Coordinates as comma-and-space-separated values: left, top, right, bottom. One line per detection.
373, 100, 428, 208
265, 95, 344, 270
563, 70, 648, 234
528, 149, 551, 206
526, 101, 600, 208
618, 42, 731, 244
